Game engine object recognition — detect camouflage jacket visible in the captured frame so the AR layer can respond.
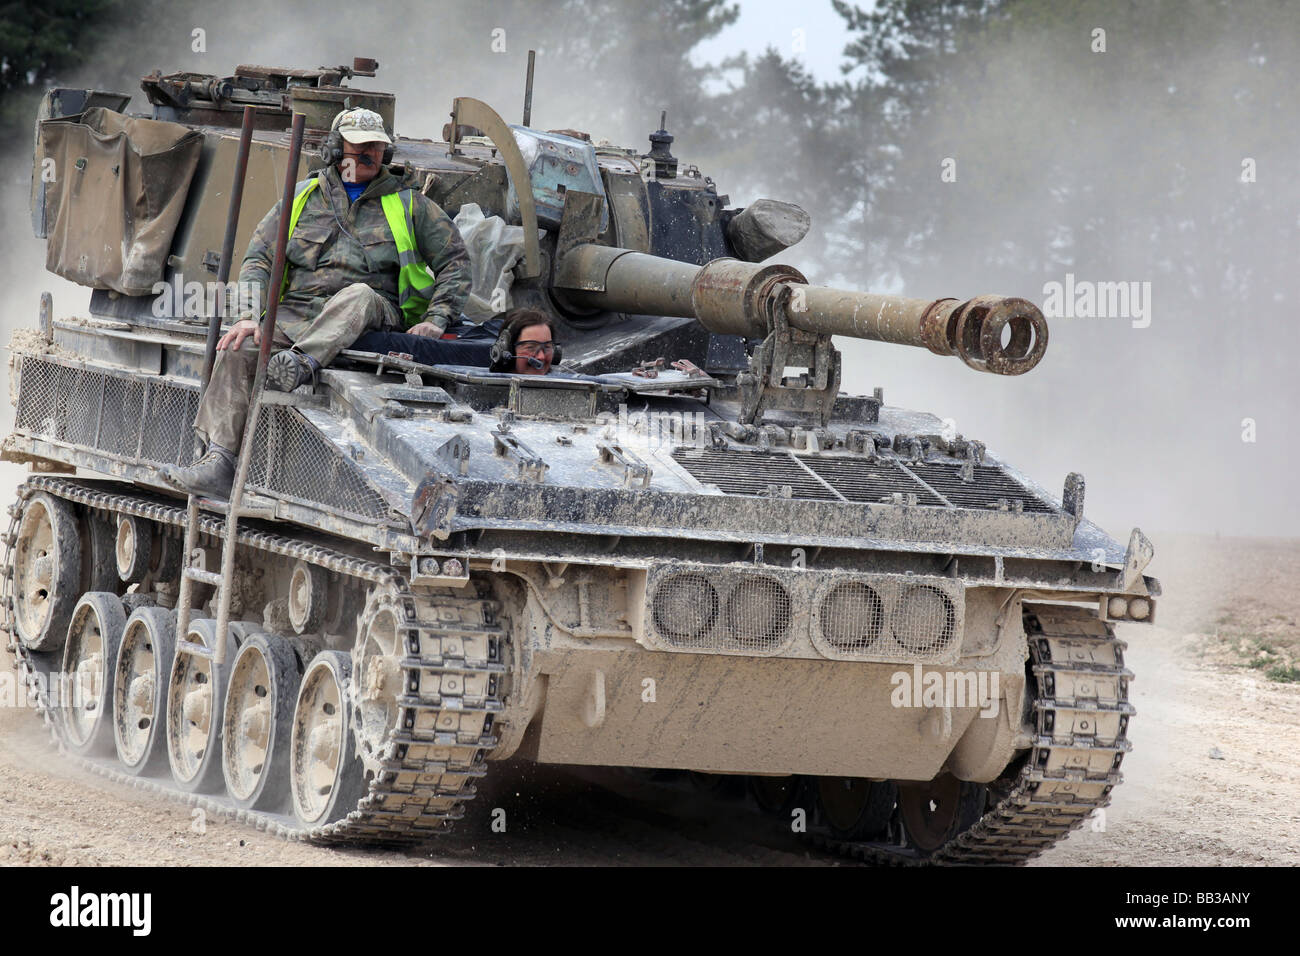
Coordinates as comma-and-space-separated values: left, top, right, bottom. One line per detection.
237, 164, 471, 331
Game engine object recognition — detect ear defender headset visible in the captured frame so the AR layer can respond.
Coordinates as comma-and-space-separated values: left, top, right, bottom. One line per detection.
489, 313, 563, 372
320, 109, 395, 167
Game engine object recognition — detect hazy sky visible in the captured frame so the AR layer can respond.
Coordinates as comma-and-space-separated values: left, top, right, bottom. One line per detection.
691, 0, 863, 84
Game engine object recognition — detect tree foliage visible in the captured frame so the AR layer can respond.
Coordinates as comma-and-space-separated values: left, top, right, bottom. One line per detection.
0, 0, 122, 133
830, 0, 1300, 312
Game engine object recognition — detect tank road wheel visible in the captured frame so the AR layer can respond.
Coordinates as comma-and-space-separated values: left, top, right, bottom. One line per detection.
147, 531, 184, 587
287, 560, 329, 634
816, 777, 898, 840
165, 618, 237, 793
290, 651, 367, 828
11, 491, 81, 652
83, 513, 122, 593
352, 587, 403, 765
112, 607, 177, 775
222, 633, 302, 811
58, 593, 128, 755
114, 514, 152, 584
896, 773, 987, 856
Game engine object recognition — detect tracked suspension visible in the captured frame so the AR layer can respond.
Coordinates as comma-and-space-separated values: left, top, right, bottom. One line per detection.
3, 478, 1130, 863
809, 603, 1133, 864
2, 477, 509, 846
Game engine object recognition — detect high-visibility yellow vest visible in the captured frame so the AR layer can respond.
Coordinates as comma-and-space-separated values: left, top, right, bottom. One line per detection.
281, 176, 437, 327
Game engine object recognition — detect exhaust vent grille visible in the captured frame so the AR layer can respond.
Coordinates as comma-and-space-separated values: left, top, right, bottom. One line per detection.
797, 456, 943, 505
671, 446, 1058, 514
809, 577, 960, 661
672, 448, 838, 500
648, 569, 797, 654
907, 462, 1056, 513
644, 564, 963, 663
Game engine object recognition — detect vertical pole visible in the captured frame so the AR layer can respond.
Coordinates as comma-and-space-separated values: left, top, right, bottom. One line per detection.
213, 112, 305, 666
175, 499, 199, 650
522, 49, 536, 127
38, 292, 52, 345
202, 105, 256, 394
254, 112, 305, 369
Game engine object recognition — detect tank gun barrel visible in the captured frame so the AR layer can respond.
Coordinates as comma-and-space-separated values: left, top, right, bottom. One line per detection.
556, 247, 1048, 375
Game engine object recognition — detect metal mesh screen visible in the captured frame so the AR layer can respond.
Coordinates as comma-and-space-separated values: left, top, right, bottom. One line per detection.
140, 380, 196, 466
246, 405, 390, 522
247, 410, 271, 487
15, 357, 67, 435
650, 573, 719, 647
725, 576, 792, 650
63, 366, 98, 447
99, 375, 146, 457
890, 584, 958, 654
812, 578, 959, 661
798, 456, 944, 505
648, 565, 963, 662
907, 462, 1056, 513
816, 581, 886, 651
673, 443, 1057, 515
14, 356, 196, 466
672, 449, 839, 500
649, 570, 794, 654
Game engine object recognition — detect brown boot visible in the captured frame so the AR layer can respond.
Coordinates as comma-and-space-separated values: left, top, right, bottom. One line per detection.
162, 446, 235, 499
266, 349, 318, 392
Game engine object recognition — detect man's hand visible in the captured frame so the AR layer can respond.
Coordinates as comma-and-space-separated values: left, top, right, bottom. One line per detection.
217, 319, 261, 351
407, 320, 448, 338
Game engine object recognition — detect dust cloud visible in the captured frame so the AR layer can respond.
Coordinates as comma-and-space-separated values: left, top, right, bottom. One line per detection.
816, 7, 1300, 544
2, 0, 1293, 552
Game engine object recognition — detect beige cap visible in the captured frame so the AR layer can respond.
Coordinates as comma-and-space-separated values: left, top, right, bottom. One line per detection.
332, 107, 392, 145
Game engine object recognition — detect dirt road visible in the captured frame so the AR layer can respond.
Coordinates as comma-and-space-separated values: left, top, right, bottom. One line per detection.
2, 533, 1297, 866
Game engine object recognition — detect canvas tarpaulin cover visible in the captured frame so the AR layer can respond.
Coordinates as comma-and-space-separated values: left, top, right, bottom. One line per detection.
451, 202, 537, 322
39, 108, 203, 295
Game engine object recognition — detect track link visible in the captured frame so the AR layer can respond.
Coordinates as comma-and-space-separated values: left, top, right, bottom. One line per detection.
2, 477, 508, 847
810, 603, 1134, 865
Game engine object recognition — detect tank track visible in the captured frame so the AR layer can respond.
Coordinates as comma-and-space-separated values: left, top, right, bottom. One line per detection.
809, 604, 1134, 865
1, 476, 508, 847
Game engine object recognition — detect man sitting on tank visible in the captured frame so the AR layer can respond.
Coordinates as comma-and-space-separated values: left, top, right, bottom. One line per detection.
350, 307, 558, 375
165, 106, 472, 499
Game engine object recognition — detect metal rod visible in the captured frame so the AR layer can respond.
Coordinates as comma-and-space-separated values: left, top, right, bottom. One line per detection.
202, 105, 256, 394
213, 111, 306, 666
174, 498, 199, 652
448, 102, 460, 156
522, 49, 535, 126
255, 112, 305, 367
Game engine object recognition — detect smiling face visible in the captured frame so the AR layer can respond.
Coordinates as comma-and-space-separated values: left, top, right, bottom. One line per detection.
513, 323, 554, 375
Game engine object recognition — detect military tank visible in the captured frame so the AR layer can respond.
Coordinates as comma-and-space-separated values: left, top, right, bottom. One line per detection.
2, 58, 1158, 863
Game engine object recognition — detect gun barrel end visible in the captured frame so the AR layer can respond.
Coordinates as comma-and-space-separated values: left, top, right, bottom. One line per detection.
948, 295, 1048, 375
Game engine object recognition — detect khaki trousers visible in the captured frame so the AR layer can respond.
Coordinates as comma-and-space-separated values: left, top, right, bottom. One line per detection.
194, 283, 400, 450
